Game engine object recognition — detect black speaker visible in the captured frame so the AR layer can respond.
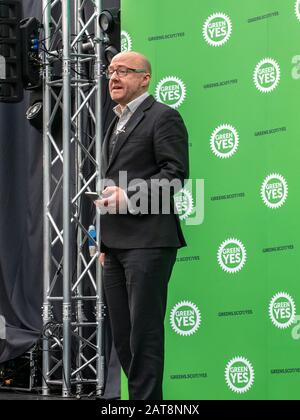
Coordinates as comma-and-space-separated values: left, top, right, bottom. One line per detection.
0, 348, 42, 391
0, 0, 23, 103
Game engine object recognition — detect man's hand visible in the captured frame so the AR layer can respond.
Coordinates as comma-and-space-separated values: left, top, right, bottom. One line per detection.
99, 253, 106, 267
95, 186, 127, 214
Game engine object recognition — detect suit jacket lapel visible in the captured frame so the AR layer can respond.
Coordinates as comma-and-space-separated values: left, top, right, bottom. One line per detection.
106, 96, 156, 173
104, 95, 156, 174
106, 112, 144, 172
101, 116, 117, 175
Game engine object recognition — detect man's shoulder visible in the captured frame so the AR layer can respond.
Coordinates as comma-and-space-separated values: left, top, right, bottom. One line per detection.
147, 98, 180, 117
139, 95, 183, 124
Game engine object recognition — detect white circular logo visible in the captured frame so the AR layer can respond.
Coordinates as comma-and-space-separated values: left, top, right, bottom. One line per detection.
218, 239, 247, 274
295, 0, 300, 21
155, 76, 186, 109
203, 13, 232, 47
269, 293, 296, 330
174, 188, 194, 221
170, 301, 201, 336
225, 357, 255, 394
261, 174, 288, 209
121, 31, 133, 52
210, 124, 239, 159
253, 58, 281, 93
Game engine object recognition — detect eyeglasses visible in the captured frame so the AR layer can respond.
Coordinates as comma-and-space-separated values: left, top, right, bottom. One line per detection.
105, 66, 147, 80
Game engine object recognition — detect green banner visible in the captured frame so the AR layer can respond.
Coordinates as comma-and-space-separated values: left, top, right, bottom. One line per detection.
121, 0, 300, 400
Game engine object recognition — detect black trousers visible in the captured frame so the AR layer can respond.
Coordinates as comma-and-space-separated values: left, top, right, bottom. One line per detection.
103, 247, 177, 400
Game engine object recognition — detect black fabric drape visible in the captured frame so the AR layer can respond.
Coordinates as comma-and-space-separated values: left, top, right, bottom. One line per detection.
0, 1, 43, 363
0, 0, 120, 398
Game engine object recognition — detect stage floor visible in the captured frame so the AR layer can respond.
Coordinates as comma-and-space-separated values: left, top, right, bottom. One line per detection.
0, 390, 95, 400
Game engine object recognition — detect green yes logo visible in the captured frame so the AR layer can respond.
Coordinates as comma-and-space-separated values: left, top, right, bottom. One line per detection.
210, 124, 239, 159
218, 239, 247, 274
174, 188, 194, 221
254, 58, 281, 93
155, 76, 186, 109
295, 0, 300, 22
261, 174, 288, 209
269, 293, 296, 330
170, 301, 201, 336
203, 13, 232, 47
121, 31, 132, 52
225, 357, 255, 394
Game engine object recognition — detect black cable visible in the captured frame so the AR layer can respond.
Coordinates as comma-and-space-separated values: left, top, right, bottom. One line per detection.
40, 22, 62, 45
40, 43, 93, 80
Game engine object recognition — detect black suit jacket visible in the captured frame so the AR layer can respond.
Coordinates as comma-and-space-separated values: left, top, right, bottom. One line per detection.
100, 95, 189, 250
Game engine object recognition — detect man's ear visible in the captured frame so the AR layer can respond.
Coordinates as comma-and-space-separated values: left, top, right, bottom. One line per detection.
141, 74, 151, 88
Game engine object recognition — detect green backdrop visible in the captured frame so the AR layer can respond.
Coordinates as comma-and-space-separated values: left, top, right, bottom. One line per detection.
121, 0, 300, 400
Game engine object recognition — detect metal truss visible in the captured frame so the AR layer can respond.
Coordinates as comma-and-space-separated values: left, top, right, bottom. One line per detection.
42, 0, 105, 398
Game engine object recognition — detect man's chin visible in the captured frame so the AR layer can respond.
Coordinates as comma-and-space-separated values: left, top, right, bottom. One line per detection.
111, 94, 124, 104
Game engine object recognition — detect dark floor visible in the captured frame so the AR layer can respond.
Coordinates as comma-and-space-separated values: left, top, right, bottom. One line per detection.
0, 389, 96, 400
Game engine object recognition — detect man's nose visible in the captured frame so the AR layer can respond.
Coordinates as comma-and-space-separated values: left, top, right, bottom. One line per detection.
110, 70, 120, 81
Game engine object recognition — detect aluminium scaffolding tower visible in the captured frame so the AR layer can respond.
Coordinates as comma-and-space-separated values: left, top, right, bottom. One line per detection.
42, 0, 105, 398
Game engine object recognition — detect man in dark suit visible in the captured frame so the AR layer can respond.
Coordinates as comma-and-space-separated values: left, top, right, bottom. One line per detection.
96, 51, 189, 400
